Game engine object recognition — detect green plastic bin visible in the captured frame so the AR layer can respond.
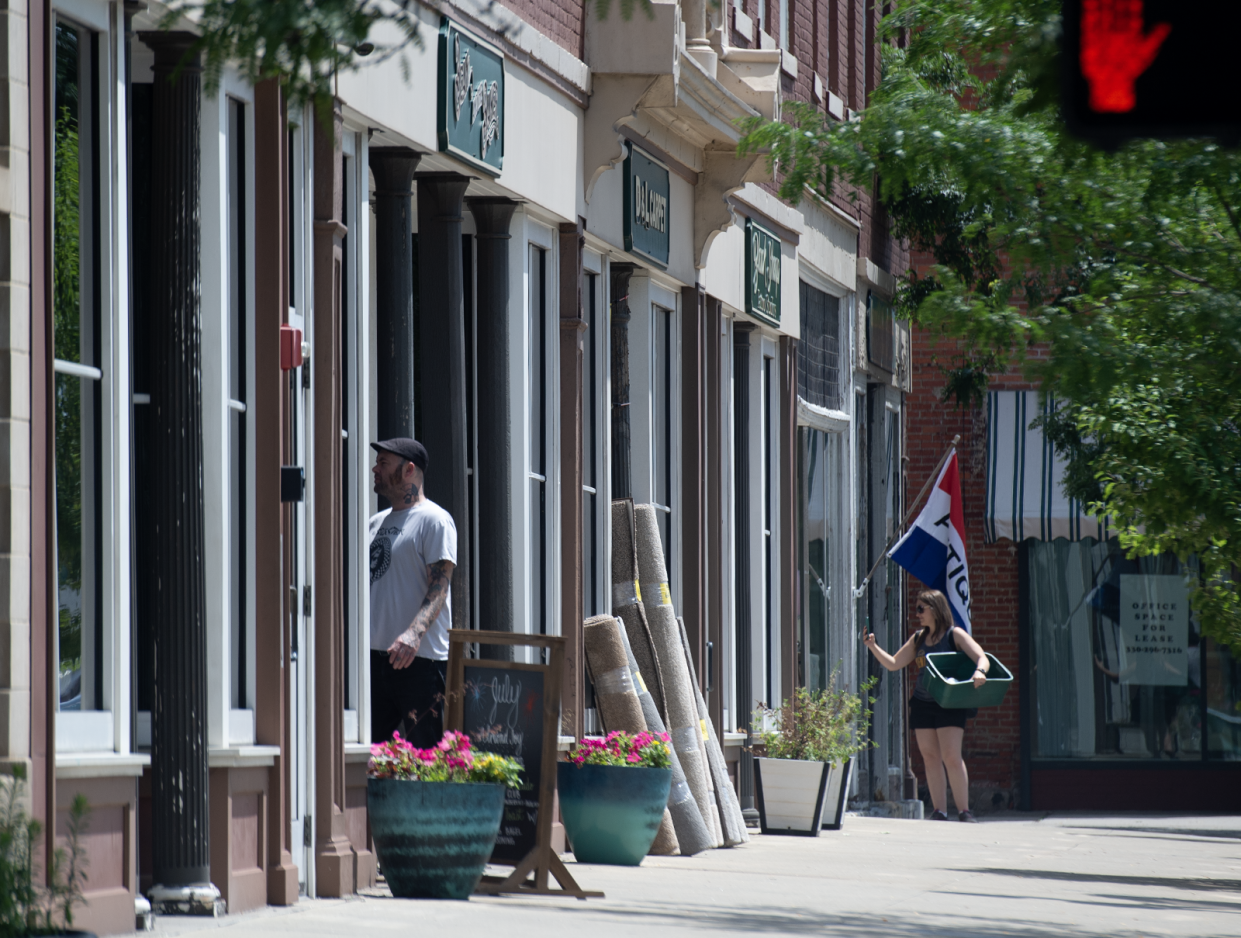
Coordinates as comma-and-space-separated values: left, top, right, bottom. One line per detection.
924, 652, 1013, 709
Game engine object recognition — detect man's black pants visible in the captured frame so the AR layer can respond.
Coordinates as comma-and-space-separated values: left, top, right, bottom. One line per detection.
370, 651, 447, 749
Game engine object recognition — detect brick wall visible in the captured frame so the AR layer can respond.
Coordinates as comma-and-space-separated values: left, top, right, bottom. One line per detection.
903, 238, 1046, 806
498, 0, 585, 57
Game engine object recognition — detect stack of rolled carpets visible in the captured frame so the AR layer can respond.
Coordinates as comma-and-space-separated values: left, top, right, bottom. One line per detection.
633, 504, 723, 849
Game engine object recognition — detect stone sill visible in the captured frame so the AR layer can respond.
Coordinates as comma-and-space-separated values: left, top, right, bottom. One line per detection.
207, 746, 281, 769
56, 752, 150, 779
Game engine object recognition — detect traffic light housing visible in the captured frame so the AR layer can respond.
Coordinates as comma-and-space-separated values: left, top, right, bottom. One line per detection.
1063, 0, 1241, 143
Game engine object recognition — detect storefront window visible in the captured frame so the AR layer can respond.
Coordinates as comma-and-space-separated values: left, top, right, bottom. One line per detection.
53, 20, 101, 712
1026, 538, 1240, 761
528, 244, 547, 632
799, 427, 844, 692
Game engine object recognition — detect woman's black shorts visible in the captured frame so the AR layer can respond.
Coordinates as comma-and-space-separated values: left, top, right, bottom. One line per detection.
909, 696, 969, 730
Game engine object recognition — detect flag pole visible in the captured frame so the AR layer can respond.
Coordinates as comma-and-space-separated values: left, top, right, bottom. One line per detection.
853, 434, 961, 599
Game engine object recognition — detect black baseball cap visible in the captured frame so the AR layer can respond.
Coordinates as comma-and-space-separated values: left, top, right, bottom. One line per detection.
370, 437, 428, 471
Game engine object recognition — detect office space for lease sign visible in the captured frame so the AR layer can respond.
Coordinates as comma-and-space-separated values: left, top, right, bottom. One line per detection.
1118, 574, 1189, 685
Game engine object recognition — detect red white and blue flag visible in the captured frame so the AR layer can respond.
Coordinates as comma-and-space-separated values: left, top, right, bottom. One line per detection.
888, 450, 972, 632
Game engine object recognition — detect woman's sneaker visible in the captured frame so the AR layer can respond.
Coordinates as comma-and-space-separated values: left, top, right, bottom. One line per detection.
928, 809, 949, 821
958, 810, 978, 823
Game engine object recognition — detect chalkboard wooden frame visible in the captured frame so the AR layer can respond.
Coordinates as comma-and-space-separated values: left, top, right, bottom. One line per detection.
445, 629, 603, 899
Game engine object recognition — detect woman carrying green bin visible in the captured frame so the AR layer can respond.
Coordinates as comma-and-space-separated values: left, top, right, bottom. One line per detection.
864, 589, 989, 823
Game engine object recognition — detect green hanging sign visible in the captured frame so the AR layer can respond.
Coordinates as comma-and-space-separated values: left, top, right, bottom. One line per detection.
623, 144, 670, 268
438, 17, 504, 176
745, 218, 782, 326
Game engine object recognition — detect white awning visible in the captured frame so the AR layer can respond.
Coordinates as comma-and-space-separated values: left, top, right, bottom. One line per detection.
984, 390, 1111, 543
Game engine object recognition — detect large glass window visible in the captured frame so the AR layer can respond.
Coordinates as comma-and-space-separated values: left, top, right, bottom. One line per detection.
1026, 538, 1241, 761
797, 282, 840, 411
583, 272, 600, 618
53, 20, 101, 712
763, 354, 774, 705
227, 98, 249, 709
529, 245, 547, 633
799, 427, 844, 692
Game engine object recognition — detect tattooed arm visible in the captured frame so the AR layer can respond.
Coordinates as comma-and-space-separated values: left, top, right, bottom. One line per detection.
388, 559, 455, 669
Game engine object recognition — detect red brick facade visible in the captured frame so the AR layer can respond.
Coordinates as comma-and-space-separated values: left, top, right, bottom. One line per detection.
497, 0, 586, 56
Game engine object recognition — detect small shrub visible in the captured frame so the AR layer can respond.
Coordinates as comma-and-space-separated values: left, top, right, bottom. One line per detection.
0, 763, 90, 937
753, 669, 878, 764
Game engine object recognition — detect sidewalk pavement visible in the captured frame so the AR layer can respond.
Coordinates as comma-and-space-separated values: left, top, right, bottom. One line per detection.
151, 813, 1241, 938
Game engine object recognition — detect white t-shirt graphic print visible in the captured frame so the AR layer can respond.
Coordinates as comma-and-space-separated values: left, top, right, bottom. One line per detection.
368, 500, 456, 660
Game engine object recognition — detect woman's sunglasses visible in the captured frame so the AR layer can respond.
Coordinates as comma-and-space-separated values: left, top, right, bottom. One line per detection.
915, 604, 927, 613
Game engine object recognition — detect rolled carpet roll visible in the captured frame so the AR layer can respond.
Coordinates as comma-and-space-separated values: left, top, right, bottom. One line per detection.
617, 619, 713, 857
611, 499, 666, 716
677, 617, 749, 846
581, 613, 681, 856
583, 614, 647, 734
634, 504, 722, 849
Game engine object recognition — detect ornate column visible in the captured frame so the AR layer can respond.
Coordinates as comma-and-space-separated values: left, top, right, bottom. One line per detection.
139, 31, 221, 911
313, 102, 354, 898
609, 264, 635, 499
732, 322, 756, 819
466, 197, 518, 656
368, 148, 421, 440
252, 78, 298, 906
417, 173, 472, 630
558, 220, 586, 736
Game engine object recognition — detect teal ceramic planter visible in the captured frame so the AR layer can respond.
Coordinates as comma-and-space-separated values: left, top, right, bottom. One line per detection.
557, 762, 672, 866
367, 778, 505, 899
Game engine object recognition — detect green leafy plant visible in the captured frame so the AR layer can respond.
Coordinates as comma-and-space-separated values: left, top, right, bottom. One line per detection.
367, 731, 522, 788
568, 731, 672, 769
739, 0, 1241, 651
0, 764, 90, 937
753, 670, 877, 764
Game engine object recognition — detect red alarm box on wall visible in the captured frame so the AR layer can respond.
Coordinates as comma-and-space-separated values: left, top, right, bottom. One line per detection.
280, 325, 303, 371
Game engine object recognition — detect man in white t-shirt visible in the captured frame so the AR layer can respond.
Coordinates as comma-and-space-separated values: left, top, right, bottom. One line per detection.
368, 437, 457, 747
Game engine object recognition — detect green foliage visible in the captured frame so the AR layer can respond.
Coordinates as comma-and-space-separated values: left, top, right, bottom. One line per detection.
754, 670, 878, 764
0, 765, 90, 937
740, 0, 1241, 651
162, 0, 422, 121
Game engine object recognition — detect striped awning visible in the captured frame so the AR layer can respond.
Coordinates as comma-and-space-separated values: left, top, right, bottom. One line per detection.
984, 390, 1111, 543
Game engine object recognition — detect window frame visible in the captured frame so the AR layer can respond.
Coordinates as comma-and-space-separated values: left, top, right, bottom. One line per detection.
511, 213, 560, 654
51, 6, 131, 757
200, 70, 257, 750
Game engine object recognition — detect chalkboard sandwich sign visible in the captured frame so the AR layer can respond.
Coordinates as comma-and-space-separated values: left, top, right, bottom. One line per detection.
445, 629, 603, 899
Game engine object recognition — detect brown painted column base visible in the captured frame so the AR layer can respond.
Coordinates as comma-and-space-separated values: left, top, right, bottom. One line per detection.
316, 836, 356, 898
267, 859, 300, 906
265, 757, 299, 906
209, 767, 272, 914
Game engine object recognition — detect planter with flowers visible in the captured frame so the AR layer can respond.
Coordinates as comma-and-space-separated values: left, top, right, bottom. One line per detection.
367, 731, 522, 899
557, 731, 672, 866
752, 671, 876, 835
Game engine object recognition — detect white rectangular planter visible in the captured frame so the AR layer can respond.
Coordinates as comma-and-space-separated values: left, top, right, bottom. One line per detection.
754, 757, 853, 835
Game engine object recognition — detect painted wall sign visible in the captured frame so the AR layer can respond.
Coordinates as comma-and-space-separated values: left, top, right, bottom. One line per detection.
745, 218, 782, 326
623, 144, 670, 268
437, 17, 504, 175
1118, 574, 1189, 685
